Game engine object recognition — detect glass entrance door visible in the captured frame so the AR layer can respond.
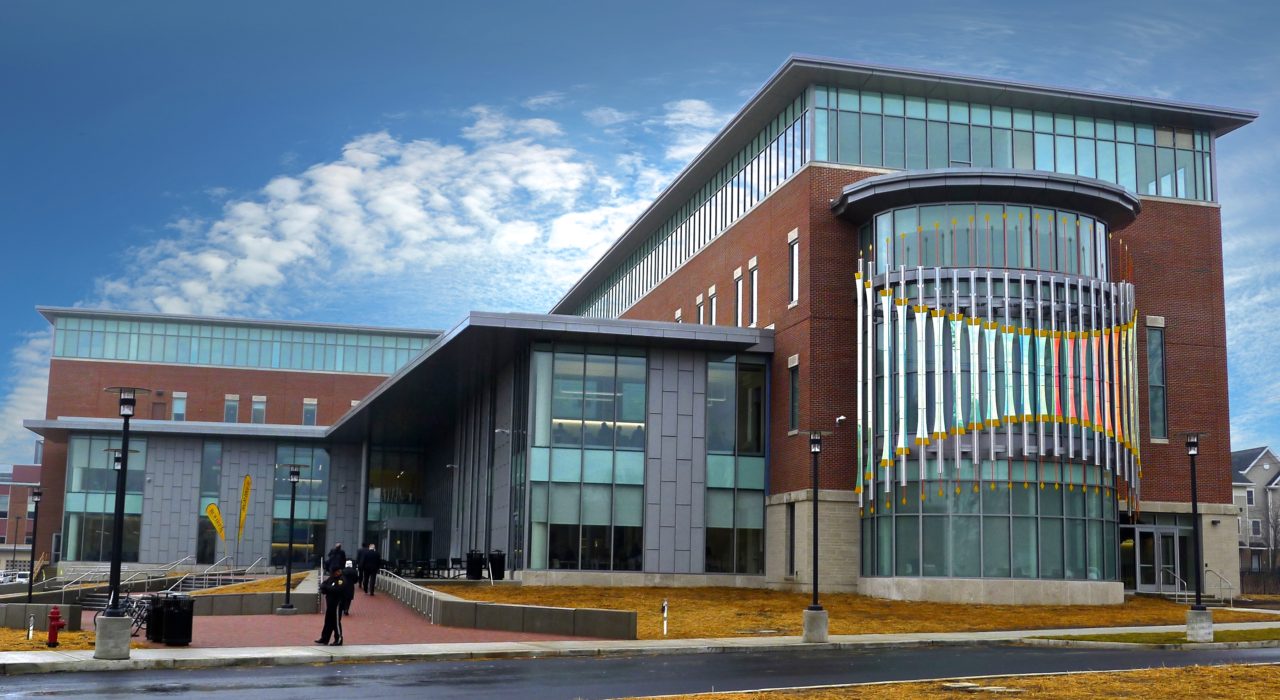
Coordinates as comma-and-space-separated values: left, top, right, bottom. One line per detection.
1134, 526, 1183, 593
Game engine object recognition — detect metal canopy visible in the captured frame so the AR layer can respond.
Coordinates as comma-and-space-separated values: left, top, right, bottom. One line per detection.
830, 168, 1143, 227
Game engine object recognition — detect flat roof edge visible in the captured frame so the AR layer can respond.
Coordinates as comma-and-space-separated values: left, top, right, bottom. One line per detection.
36, 305, 443, 337
24, 417, 329, 440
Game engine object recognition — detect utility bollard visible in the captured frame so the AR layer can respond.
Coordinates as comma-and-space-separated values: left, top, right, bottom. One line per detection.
47, 606, 67, 648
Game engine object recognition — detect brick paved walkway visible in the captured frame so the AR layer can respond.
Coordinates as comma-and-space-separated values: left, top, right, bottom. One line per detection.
83, 590, 590, 648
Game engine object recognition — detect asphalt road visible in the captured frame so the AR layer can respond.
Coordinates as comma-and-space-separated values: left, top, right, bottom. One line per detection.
4, 644, 1280, 699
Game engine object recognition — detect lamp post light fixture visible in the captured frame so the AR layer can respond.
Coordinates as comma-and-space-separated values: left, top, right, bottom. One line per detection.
808, 432, 823, 613
101, 387, 148, 620
1185, 432, 1204, 611
26, 489, 41, 603
276, 465, 304, 615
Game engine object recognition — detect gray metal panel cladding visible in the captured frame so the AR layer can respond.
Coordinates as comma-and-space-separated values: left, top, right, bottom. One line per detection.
643, 348, 707, 573
327, 443, 364, 551
139, 437, 202, 564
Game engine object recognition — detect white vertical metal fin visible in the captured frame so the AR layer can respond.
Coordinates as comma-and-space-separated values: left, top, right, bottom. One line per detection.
1036, 275, 1048, 455
1066, 277, 1075, 460
934, 267, 946, 477
984, 272, 997, 466
1003, 272, 1014, 459
951, 269, 964, 476
915, 267, 928, 486
855, 261, 864, 507
1020, 273, 1031, 458
881, 283, 893, 493
1091, 279, 1101, 467
1102, 282, 1112, 478
1050, 278, 1061, 456
969, 271, 981, 463
866, 264, 877, 500
896, 266, 908, 487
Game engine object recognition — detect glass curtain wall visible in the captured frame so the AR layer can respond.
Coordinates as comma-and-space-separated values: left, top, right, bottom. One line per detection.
813, 86, 1214, 202
528, 344, 647, 571
196, 441, 222, 564
270, 445, 330, 567
365, 449, 427, 531
859, 203, 1108, 278
578, 94, 809, 318
51, 316, 432, 374
705, 356, 767, 574
61, 434, 148, 562
861, 460, 1118, 580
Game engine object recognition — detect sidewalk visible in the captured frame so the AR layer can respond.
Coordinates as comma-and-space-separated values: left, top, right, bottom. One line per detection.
6, 617, 1280, 676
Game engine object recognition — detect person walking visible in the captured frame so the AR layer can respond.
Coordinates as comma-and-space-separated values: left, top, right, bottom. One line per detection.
315, 566, 346, 646
324, 543, 347, 575
354, 542, 369, 587
360, 543, 382, 595
341, 559, 358, 616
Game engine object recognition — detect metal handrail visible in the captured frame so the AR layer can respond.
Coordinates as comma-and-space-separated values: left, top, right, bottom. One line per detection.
244, 557, 265, 575
1205, 568, 1236, 607
375, 568, 437, 624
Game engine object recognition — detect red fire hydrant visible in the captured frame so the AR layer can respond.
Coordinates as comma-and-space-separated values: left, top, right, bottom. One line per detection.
47, 606, 67, 648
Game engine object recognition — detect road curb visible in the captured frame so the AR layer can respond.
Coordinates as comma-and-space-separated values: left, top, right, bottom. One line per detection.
1023, 637, 1280, 651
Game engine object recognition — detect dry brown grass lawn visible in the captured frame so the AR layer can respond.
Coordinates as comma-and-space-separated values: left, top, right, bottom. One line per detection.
190, 575, 304, 596
0, 628, 96, 652
452, 586, 1277, 640
626, 664, 1280, 699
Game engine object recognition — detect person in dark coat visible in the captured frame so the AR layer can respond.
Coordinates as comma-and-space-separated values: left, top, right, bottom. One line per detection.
340, 559, 358, 615
360, 544, 382, 595
324, 543, 347, 575
315, 567, 346, 646
354, 543, 369, 587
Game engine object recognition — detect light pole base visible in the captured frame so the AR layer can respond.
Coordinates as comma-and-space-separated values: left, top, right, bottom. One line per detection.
93, 616, 132, 660
802, 608, 829, 643
275, 605, 299, 616
1186, 608, 1214, 643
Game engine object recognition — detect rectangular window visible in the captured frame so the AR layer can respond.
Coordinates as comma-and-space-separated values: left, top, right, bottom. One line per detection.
1253, 520, 1263, 537
302, 399, 318, 426
223, 396, 239, 423
789, 238, 800, 303
709, 294, 718, 326
788, 364, 800, 431
1147, 326, 1167, 439
250, 397, 267, 424
735, 275, 744, 327
171, 392, 187, 421
1247, 489, 1256, 507
697, 302, 705, 324
749, 266, 758, 326
0, 494, 8, 519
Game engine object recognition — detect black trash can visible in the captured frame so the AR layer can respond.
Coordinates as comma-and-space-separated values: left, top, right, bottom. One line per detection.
465, 550, 485, 580
162, 594, 194, 646
145, 594, 166, 642
488, 550, 506, 581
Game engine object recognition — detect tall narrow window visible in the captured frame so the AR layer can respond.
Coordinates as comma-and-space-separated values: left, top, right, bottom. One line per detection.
749, 261, 759, 327
697, 296, 705, 324
1247, 489, 1256, 506
788, 362, 800, 431
735, 271, 744, 327
171, 392, 187, 421
250, 396, 267, 424
223, 395, 239, 423
789, 237, 800, 304
674, 309, 683, 323
1147, 324, 1167, 439
302, 399, 318, 426
709, 290, 718, 326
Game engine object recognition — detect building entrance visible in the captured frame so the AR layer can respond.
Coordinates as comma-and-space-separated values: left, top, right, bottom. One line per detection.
1123, 525, 1194, 594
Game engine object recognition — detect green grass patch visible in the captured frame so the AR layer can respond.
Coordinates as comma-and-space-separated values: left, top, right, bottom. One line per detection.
1037, 627, 1280, 644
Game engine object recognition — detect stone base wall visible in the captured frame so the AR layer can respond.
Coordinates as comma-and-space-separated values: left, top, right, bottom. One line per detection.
1141, 500, 1242, 598
764, 489, 860, 593
515, 570, 772, 589
859, 577, 1124, 605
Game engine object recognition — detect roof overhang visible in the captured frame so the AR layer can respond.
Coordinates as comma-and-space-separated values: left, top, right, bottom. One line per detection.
549, 54, 1256, 315
23, 417, 328, 441
36, 305, 442, 339
325, 311, 773, 446
830, 168, 1142, 228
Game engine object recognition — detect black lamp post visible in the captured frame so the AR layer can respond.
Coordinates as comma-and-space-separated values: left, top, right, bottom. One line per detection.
26, 489, 40, 603
808, 432, 823, 612
1186, 432, 1205, 611
103, 386, 147, 618
278, 466, 302, 613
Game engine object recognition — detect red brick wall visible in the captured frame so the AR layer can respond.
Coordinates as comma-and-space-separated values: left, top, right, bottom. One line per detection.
45, 359, 383, 425
620, 166, 1229, 508
1116, 198, 1232, 505
623, 165, 882, 494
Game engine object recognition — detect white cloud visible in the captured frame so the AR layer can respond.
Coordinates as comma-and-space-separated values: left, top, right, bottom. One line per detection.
660, 99, 729, 162
522, 91, 566, 110
0, 331, 50, 464
584, 106, 634, 127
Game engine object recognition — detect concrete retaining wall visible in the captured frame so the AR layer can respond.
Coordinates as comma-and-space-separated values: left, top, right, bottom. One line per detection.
0, 604, 83, 631
190, 592, 317, 615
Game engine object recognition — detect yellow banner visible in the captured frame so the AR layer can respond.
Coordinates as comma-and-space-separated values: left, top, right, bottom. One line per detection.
238, 475, 252, 542
206, 502, 226, 541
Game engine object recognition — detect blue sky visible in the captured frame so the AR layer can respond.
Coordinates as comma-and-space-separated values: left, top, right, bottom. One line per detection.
0, 1, 1276, 463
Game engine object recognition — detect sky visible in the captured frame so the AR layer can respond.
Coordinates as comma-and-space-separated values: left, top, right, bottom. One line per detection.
0, 0, 1277, 464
